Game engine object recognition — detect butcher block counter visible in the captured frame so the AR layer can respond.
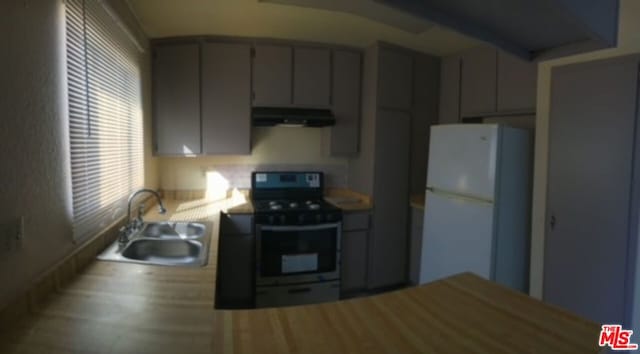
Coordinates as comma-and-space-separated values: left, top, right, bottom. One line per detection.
0, 198, 602, 354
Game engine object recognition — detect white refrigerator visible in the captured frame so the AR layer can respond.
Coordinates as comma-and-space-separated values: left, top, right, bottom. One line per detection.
419, 124, 532, 291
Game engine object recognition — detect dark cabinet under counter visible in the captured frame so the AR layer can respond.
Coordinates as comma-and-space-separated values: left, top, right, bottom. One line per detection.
215, 212, 254, 309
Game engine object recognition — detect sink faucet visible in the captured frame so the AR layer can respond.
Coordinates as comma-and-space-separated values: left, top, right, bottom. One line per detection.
119, 188, 167, 246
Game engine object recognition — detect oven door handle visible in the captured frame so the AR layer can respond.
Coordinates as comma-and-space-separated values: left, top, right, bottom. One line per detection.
256, 222, 342, 232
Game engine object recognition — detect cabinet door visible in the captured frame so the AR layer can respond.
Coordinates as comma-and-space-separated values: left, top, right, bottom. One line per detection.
460, 46, 497, 117
153, 43, 201, 155
369, 109, 411, 288
377, 48, 413, 110
497, 51, 537, 113
202, 42, 251, 154
544, 55, 639, 325
252, 44, 292, 106
218, 233, 254, 309
293, 47, 331, 107
341, 230, 368, 292
330, 50, 361, 156
439, 55, 461, 124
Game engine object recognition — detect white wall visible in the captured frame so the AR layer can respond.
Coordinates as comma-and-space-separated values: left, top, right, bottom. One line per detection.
528, 0, 640, 331
0, 0, 156, 310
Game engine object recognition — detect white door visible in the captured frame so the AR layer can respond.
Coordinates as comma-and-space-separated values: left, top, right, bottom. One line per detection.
426, 124, 499, 200
419, 189, 495, 284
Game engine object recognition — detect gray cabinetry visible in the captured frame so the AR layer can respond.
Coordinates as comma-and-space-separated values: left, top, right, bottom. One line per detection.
202, 42, 252, 154
438, 55, 461, 124
369, 109, 411, 288
377, 48, 413, 110
544, 55, 640, 326
293, 47, 331, 107
460, 46, 497, 117
330, 50, 361, 156
341, 212, 370, 293
153, 43, 201, 155
348, 43, 438, 290
447, 46, 537, 120
217, 213, 254, 309
252, 44, 292, 106
497, 51, 537, 113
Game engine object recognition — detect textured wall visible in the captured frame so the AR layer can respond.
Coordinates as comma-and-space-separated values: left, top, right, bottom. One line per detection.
0, 0, 155, 310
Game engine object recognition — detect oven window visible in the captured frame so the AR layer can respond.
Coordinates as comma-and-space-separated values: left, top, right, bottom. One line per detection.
260, 228, 337, 277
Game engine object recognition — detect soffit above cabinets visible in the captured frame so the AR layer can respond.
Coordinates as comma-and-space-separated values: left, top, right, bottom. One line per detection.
375, 0, 619, 60
259, 0, 434, 34
126, 0, 480, 56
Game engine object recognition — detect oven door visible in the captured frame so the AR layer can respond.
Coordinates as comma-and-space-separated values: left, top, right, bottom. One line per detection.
256, 223, 341, 286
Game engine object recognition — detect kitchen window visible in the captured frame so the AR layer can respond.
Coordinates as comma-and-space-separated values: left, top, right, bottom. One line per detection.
65, 0, 144, 241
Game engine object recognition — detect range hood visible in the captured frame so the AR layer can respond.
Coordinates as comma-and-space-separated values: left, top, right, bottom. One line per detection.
252, 107, 335, 127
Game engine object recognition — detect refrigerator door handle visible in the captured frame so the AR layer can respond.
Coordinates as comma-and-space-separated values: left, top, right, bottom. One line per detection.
426, 187, 493, 205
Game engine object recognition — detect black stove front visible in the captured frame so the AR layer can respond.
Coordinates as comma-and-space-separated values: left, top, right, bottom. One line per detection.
251, 172, 342, 226
251, 171, 342, 308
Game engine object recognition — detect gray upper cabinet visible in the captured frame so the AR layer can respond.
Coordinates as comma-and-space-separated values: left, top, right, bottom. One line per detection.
202, 42, 252, 155
293, 47, 331, 107
497, 51, 537, 113
252, 44, 293, 106
377, 48, 413, 111
153, 43, 201, 155
330, 50, 361, 156
439, 55, 461, 124
460, 46, 497, 118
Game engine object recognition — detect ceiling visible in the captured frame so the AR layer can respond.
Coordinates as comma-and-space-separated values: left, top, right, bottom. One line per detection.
126, 0, 479, 56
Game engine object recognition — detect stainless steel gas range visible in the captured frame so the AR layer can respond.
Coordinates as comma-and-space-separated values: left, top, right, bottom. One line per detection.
251, 171, 342, 308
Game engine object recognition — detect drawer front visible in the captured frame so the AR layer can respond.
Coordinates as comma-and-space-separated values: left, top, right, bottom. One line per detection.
342, 212, 370, 231
255, 281, 340, 308
220, 213, 253, 234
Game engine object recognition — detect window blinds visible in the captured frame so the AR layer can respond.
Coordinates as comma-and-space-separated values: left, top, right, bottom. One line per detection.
65, 0, 144, 241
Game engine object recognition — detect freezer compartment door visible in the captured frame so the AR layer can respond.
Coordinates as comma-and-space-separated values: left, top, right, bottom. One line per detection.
426, 124, 499, 200
419, 190, 495, 284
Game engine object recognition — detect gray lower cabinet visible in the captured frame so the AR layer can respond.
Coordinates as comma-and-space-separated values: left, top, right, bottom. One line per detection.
460, 46, 497, 118
153, 43, 201, 155
438, 55, 461, 124
330, 50, 361, 156
408, 206, 424, 285
202, 42, 252, 154
496, 50, 537, 113
217, 213, 254, 309
293, 47, 331, 107
252, 44, 292, 106
544, 55, 640, 326
341, 212, 370, 293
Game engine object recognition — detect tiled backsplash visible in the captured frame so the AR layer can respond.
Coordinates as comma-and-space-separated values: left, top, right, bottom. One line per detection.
202, 164, 348, 189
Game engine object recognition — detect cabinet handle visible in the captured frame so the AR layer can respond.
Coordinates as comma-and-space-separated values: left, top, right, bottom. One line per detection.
549, 214, 556, 231
288, 287, 311, 294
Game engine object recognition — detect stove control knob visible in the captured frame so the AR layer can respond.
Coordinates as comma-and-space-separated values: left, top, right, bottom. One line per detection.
298, 214, 306, 224
268, 215, 275, 225
315, 214, 324, 223
326, 213, 333, 222
279, 215, 286, 225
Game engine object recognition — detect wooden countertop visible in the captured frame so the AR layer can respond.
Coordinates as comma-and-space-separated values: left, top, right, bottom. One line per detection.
213, 273, 603, 354
410, 193, 425, 210
0, 198, 603, 354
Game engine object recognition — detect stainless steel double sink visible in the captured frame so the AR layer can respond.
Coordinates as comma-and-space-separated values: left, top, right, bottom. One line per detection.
98, 222, 211, 267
